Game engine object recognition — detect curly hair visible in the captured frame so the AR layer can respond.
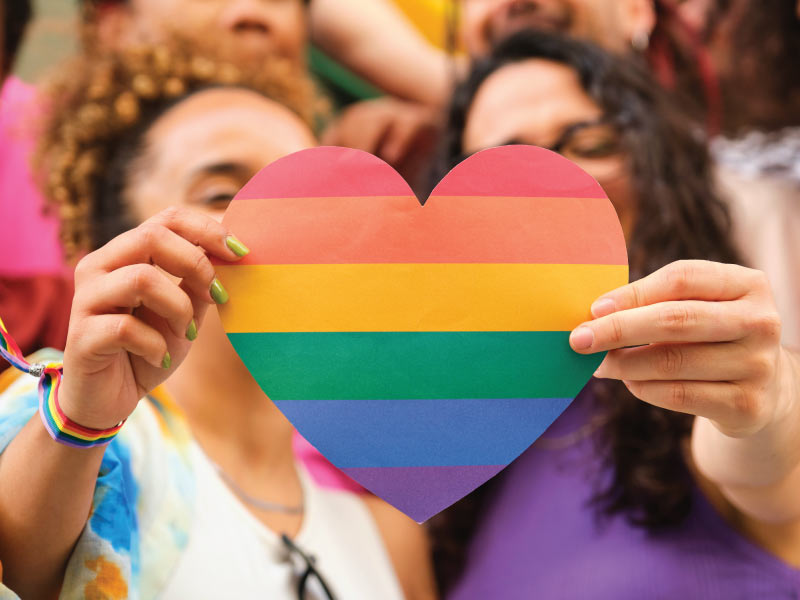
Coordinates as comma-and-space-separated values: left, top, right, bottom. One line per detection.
430, 30, 742, 592
36, 41, 317, 259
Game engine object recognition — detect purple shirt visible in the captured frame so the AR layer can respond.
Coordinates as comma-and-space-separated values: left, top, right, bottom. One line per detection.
449, 390, 800, 599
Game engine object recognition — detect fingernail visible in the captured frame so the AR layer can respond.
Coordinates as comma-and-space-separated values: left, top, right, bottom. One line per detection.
161, 351, 171, 370
210, 278, 229, 304
591, 298, 616, 318
225, 235, 249, 257
570, 327, 594, 351
186, 319, 198, 341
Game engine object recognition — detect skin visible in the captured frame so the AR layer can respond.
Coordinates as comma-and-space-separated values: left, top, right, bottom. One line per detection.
465, 58, 800, 565
96, 0, 308, 65
463, 59, 638, 236
92, 0, 453, 179
462, 0, 656, 56
93, 0, 451, 105
0, 88, 436, 599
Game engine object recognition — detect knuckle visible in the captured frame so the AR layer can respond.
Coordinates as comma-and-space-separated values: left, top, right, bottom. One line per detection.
190, 247, 212, 277
667, 382, 691, 411
129, 263, 157, 293
156, 206, 182, 225
747, 354, 775, 382
657, 304, 694, 333
608, 314, 624, 345
200, 216, 220, 241
73, 254, 94, 281
664, 261, 694, 297
656, 345, 683, 377
751, 269, 771, 292
731, 384, 764, 424
112, 315, 136, 343
748, 311, 782, 340
629, 282, 646, 309
136, 222, 161, 248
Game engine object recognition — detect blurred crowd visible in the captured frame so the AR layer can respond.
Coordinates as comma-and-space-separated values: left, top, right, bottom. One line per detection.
0, 1, 798, 598
2, 0, 798, 358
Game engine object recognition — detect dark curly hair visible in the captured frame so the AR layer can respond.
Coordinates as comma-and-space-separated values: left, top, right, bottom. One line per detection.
429, 30, 742, 592
2, 0, 32, 77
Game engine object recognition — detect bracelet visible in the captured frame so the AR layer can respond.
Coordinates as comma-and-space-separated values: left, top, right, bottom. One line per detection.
1, 315, 125, 448
38, 365, 125, 448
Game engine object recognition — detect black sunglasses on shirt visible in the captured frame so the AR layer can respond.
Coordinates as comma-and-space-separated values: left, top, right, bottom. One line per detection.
281, 533, 337, 600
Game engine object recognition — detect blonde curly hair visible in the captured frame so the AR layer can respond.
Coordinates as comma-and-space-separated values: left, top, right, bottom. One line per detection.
36, 41, 318, 260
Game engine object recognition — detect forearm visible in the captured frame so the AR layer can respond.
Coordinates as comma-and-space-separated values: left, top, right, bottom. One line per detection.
692, 348, 800, 522
0, 414, 104, 599
309, 0, 452, 105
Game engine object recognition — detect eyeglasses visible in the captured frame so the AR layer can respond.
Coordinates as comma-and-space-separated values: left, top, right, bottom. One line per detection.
456, 117, 627, 183
281, 533, 337, 600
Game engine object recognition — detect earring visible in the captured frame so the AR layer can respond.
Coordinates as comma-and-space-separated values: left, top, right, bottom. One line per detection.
631, 30, 650, 52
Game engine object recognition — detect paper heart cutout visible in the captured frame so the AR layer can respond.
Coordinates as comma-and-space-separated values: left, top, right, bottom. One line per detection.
216, 145, 628, 522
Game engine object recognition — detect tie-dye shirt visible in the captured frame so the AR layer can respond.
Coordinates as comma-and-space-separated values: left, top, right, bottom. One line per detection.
0, 350, 195, 600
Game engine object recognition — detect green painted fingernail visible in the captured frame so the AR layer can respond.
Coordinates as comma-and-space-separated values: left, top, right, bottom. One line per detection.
186, 319, 198, 341
161, 351, 171, 370
226, 235, 250, 257
210, 277, 229, 304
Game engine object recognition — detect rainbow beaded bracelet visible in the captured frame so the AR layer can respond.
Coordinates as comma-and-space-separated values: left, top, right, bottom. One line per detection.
1, 316, 124, 448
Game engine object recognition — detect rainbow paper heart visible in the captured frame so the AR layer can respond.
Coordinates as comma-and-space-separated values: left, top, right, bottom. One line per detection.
216, 145, 628, 522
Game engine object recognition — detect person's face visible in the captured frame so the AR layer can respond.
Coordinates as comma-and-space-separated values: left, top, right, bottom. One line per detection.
462, 59, 637, 236
125, 86, 315, 354
462, 0, 655, 56
103, 0, 307, 65
127, 87, 315, 222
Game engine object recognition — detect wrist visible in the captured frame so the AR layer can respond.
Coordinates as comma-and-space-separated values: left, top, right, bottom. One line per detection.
39, 369, 125, 449
58, 377, 130, 431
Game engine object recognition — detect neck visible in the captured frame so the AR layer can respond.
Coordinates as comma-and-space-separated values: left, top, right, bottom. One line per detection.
166, 310, 296, 470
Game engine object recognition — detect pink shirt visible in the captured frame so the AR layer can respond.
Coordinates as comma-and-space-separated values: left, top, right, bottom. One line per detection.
0, 77, 64, 276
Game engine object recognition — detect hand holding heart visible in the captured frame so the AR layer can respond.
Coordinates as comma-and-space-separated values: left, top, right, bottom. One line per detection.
575, 259, 792, 440
59, 207, 245, 430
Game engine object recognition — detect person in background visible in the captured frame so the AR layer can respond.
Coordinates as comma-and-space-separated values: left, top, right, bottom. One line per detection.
460, 0, 720, 129
430, 31, 800, 599
78, 0, 451, 189
0, 42, 436, 599
705, 0, 800, 349
0, 0, 73, 367
458, 0, 800, 352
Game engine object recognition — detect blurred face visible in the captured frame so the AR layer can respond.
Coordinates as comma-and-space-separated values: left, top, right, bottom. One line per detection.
101, 0, 307, 65
127, 87, 315, 221
123, 86, 314, 355
462, 0, 655, 56
463, 59, 637, 236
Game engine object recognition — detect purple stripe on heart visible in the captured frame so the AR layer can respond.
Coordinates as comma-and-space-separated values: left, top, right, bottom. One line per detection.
341, 464, 507, 523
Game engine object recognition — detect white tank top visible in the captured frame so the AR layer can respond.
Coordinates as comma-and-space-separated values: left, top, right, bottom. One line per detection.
161, 442, 404, 599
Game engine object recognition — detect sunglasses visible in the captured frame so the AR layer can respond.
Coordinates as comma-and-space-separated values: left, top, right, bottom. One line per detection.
281, 534, 337, 600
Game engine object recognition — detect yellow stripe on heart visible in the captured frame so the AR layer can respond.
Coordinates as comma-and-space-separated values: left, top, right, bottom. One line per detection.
216, 263, 628, 333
